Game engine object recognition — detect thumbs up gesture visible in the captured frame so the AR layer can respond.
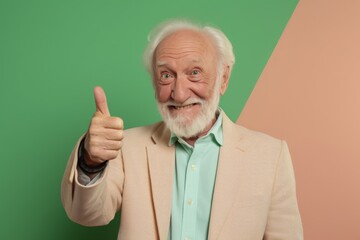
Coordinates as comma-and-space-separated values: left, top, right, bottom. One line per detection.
83, 86, 124, 166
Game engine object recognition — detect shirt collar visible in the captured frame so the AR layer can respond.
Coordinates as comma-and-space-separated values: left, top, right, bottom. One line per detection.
168, 108, 224, 147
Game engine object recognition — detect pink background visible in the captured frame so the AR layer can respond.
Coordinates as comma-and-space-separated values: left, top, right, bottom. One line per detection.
238, 0, 360, 239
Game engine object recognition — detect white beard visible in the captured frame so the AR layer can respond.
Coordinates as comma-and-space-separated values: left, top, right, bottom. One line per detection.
157, 79, 221, 139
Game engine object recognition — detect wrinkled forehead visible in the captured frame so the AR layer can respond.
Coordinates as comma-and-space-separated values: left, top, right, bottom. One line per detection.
155, 57, 204, 68
154, 29, 217, 63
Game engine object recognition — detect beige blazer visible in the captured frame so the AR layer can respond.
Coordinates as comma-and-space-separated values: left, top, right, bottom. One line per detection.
61, 113, 303, 240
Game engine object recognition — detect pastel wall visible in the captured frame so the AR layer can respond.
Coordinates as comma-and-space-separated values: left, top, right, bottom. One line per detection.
0, 0, 298, 239
238, 0, 360, 239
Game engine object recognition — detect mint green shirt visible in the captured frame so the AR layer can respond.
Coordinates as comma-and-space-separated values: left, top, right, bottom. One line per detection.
168, 112, 223, 240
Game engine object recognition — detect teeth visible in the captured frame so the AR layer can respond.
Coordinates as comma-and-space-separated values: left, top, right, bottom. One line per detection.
174, 104, 195, 110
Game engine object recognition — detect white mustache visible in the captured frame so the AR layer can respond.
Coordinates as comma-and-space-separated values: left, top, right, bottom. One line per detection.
165, 98, 204, 107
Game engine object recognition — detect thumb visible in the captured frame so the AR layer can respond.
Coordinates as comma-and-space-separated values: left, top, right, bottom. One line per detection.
94, 86, 110, 116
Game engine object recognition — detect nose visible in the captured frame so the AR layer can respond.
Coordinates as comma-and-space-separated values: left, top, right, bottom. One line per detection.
171, 76, 190, 103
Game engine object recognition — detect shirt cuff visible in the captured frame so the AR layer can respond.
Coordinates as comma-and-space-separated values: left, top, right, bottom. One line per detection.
77, 166, 103, 186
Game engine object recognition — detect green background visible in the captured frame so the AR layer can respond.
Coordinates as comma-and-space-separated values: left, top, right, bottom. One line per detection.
0, 0, 297, 239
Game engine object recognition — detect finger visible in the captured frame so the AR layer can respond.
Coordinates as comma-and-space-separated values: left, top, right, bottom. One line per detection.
103, 117, 123, 130
89, 148, 119, 162
95, 148, 119, 161
102, 150, 120, 161
101, 140, 123, 151
94, 86, 110, 116
104, 129, 124, 141
92, 115, 123, 129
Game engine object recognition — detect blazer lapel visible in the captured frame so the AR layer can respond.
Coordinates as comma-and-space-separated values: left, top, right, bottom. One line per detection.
208, 114, 248, 240
147, 124, 175, 240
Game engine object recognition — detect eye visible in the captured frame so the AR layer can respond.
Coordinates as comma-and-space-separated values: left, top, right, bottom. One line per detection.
159, 71, 175, 84
189, 68, 202, 81
191, 69, 200, 75
161, 72, 173, 79
161, 73, 171, 79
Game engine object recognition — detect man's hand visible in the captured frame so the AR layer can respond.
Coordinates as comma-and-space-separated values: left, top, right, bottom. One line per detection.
83, 86, 124, 166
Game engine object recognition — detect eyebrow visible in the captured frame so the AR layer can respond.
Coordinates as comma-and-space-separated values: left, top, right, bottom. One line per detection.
156, 60, 167, 67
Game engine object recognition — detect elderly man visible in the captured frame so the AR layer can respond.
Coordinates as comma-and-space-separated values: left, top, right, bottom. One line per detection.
62, 19, 303, 240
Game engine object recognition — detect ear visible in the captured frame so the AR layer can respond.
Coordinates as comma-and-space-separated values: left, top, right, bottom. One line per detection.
220, 65, 230, 95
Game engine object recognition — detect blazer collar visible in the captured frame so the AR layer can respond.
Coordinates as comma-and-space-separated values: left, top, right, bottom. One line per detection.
147, 123, 174, 240
208, 113, 250, 239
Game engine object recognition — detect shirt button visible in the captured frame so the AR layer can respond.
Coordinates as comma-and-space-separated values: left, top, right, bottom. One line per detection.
191, 164, 196, 171
187, 199, 193, 205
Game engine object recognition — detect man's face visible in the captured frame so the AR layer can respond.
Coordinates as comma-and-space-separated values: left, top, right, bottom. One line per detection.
153, 29, 228, 138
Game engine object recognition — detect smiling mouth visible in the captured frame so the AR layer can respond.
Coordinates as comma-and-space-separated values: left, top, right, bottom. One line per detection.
169, 103, 198, 110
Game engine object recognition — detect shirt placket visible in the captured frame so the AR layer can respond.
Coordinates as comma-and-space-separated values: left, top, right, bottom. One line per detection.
180, 147, 200, 240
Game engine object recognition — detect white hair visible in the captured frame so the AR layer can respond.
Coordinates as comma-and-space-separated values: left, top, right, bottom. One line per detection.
143, 19, 235, 77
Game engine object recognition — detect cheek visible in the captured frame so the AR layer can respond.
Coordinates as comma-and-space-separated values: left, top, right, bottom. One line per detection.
192, 80, 216, 100
155, 85, 172, 103
192, 88, 209, 100
199, 72, 217, 94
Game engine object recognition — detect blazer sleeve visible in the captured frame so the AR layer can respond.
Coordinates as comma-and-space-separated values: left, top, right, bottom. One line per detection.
263, 141, 304, 240
61, 136, 124, 226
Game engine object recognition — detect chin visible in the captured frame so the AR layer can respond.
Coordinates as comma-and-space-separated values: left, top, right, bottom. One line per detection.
164, 114, 209, 138
157, 97, 219, 139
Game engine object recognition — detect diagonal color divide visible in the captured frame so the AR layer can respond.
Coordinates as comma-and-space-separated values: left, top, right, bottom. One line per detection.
238, 0, 360, 239
220, 0, 300, 121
